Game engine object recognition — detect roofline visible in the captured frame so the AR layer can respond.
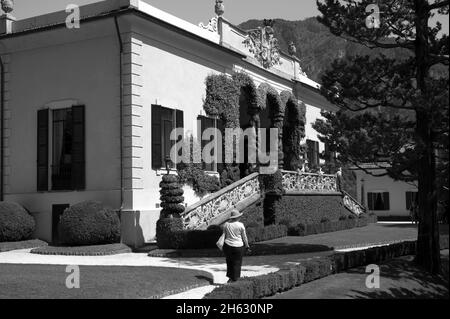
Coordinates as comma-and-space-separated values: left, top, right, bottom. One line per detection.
0, 6, 246, 59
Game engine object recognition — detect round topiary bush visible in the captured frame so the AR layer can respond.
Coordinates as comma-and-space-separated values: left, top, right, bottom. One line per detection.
58, 201, 120, 246
0, 201, 35, 242
156, 217, 184, 249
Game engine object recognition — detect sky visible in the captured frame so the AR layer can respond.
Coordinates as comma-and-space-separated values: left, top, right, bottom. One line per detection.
10, 0, 321, 24
8, 0, 449, 33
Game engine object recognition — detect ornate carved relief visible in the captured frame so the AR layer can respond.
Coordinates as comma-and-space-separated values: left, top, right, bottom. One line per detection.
282, 171, 338, 193
199, 0, 224, 33
199, 16, 219, 33
243, 19, 282, 69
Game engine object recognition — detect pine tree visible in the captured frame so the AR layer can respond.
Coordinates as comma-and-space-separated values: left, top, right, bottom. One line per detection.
315, 0, 449, 273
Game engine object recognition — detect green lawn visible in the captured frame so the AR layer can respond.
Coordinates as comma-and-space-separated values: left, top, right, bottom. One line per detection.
0, 264, 212, 299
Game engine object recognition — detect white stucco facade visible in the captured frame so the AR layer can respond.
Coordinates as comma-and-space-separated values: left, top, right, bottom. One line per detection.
352, 167, 418, 218
0, 0, 333, 246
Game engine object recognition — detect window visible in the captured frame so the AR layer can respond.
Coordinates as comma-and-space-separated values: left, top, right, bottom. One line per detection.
324, 142, 336, 164
406, 191, 418, 210
367, 192, 390, 211
151, 105, 183, 170
306, 139, 319, 168
198, 115, 224, 172
37, 105, 85, 191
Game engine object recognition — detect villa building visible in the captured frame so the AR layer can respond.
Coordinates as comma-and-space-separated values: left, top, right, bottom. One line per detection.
351, 163, 418, 219
0, 0, 339, 246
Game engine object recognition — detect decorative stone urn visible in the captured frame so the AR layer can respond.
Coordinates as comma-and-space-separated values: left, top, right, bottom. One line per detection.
215, 0, 224, 16
1, 0, 14, 14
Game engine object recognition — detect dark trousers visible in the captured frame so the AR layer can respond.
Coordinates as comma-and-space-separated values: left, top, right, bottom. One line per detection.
223, 243, 244, 281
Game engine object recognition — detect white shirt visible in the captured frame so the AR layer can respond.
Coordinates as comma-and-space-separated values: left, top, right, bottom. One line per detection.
223, 221, 249, 248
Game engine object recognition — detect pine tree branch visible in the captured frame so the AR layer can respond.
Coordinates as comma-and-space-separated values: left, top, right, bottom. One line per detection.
428, 0, 450, 10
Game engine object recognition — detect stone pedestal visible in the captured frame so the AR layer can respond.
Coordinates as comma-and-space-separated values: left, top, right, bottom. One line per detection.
0, 13, 15, 35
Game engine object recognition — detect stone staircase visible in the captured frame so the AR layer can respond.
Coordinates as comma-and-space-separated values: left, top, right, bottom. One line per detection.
181, 170, 366, 230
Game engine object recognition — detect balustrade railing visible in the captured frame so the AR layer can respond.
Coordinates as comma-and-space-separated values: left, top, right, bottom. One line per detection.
281, 170, 339, 193
181, 172, 261, 230
181, 169, 366, 230
342, 190, 366, 216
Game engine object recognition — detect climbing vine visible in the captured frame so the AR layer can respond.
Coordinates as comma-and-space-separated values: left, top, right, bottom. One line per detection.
177, 135, 221, 197
281, 91, 307, 170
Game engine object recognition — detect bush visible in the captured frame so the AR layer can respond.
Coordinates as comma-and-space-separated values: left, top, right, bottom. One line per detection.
220, 165, 241, 186
156, 224, 288, 249
288, 216, 372, 236
240, 199, 264, 228
246, 225, 288, 243
0, 201, 35, 242
274, 195, 348, 227
160, 175, 185, 218
58, 201, 120, 246
156, 217, 184, 249
178, 139, 221, 197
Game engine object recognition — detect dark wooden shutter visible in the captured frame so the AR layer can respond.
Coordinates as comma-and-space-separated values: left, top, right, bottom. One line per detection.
175, 110, 184, 167
406, 192, 412, 210
71, 105, 85, 190
37, 109, 49, 191
383, 192, 390, 210
314, 141, 319, 167
367, 193, 374, 210
152, 105, 162, 169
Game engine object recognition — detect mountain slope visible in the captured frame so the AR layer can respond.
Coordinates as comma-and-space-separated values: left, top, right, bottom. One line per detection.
239, 18, 447, 82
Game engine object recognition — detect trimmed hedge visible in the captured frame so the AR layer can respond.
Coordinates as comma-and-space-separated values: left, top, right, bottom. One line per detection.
31, 243, 131, 256
239, 199, 264, 228
58, 201, 120, 246
156, 217, 184, 249
0, 201, 35, 242
274, 194, 349, 227
288, 214, 376, 236
156, 223, 288, 249
247, 224, 288, 243
204, 239, 423, 299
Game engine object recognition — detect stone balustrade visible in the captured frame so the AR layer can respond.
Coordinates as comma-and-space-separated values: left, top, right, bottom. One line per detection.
181, 172, 261, 230
342, 190, 366, 216
281, 170, 339, 193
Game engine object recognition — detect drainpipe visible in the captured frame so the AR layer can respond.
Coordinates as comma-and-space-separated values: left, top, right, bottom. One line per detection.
114, 17, 124, 212
0, 55, 4, 201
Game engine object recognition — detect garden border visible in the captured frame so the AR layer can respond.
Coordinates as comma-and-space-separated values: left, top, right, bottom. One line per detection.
203, 235, 449, 299
30, 243, 132, 256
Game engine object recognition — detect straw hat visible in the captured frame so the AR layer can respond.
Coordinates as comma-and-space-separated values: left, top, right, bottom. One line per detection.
229, 209, 243, 219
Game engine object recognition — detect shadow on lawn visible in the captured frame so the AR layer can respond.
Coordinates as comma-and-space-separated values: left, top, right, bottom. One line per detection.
378, 223, 418, 229
347, 256, 449, 299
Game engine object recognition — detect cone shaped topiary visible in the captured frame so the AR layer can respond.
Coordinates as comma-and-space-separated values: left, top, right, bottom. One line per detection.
159, 174, 185, 218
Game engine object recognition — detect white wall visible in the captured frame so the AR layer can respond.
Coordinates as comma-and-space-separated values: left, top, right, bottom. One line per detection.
354, 169, 418, 217
304, 103, 325, 163
3, 28, 121, 241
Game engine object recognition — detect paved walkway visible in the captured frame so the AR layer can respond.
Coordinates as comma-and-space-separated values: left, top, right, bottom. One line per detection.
0, 223, 429, 299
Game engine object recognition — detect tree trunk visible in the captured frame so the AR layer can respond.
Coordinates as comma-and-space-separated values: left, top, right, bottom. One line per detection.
414, 0, 440, 274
